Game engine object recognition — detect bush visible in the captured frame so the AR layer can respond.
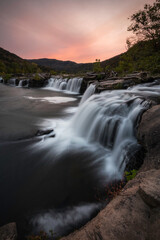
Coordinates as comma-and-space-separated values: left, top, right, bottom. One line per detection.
125, 169, 138, 182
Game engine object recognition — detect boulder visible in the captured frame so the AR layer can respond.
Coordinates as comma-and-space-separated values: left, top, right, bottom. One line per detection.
36, 129, 54, 136
0, 222, 17, 240
138, 104, 160, 171
61, 169, 160, 240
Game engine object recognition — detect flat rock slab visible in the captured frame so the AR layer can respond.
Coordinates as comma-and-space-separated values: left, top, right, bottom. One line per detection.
0, 223, 17, 240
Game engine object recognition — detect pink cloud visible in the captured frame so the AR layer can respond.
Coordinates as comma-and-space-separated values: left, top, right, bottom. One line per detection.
0, 0, 155, 62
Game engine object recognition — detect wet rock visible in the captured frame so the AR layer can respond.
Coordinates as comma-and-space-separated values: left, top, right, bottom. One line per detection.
0, 222, 17, 240
36, 129, 54, 136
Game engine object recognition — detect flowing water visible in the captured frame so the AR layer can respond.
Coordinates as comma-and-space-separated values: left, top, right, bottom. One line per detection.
0, 80, 160, 239
45, 76, 83, 93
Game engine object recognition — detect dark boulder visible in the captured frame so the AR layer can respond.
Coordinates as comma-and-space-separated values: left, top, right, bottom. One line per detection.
36, 129, 54, 136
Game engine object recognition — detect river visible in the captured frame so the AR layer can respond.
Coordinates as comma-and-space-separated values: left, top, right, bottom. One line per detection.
0, 80, 160, 239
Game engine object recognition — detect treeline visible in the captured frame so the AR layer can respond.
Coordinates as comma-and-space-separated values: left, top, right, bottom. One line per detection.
0, 47, 50, 75
114, 40, 160, 75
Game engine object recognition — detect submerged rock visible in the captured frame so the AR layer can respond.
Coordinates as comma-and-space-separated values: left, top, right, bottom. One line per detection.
0, 222, 17, 240
36, 129, 54, 136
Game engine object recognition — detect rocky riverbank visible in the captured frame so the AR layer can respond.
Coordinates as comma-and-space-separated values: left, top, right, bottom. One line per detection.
0, 73, 50, 88
1, 72, 160, 94
80, 72, 160, 94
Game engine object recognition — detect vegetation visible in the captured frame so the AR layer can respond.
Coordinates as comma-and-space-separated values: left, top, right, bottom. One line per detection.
114, 0, 160, 75
115, 40, 160, 74
93, 59, 103, 73
0, 47, 51, 75
125, 169, 138, 182
27, 230, 60, 240
127, 0, 160, 49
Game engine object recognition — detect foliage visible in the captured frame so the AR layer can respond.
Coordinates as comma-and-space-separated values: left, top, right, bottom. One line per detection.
113, 82, 123, 89
0, 47, 50, 74
34, 73, 41, 80
115, 40, 160, 74
128, 0, 160, 49
93, 59, 103, 73
125, 169, 138, 182
50, 70, 57, 75
1, 73, 12, 81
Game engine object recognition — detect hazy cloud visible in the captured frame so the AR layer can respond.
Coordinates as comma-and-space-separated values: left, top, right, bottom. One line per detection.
0, 0, 155, 62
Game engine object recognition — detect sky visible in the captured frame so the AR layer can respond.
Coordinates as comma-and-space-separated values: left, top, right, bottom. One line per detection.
0, 0, 155, 63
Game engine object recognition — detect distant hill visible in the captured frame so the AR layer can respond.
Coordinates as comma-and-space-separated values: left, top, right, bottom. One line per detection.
1, 40, 158, 75
0, 47, 51, 74
28, 58, 93, 74
28, 54, 124, 74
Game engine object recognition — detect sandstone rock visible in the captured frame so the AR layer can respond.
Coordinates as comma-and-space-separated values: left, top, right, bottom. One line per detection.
138, 174, 160, 207
138, 104, 160, 171
62, 169, 160, 240
0, 222, 17, 240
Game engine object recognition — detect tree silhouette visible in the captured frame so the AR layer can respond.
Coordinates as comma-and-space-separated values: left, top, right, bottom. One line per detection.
128, 0, 160, 48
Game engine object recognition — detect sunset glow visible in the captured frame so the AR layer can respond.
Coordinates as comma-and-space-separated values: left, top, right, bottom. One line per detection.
0, 0, 155, 63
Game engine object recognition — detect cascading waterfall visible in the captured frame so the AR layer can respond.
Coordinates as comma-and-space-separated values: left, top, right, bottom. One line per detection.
0, 77, 3, 83
18, 79, 29, 87
8, 78, 17, 86
45, 77, 83, 93
80, 84, 96, 105
18, 80, 23, 87
50, 83, 160, 182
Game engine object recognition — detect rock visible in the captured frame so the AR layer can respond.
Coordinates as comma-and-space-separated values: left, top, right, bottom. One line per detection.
138, 104, 160, 171
61, 169, 160, 240
36, 129, 54, 136
0, 222, 17, 240
139, 176, 160, 207
97, 79, 124, 91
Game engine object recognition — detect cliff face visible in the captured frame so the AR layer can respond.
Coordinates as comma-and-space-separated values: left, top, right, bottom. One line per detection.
61, 105, 160, 240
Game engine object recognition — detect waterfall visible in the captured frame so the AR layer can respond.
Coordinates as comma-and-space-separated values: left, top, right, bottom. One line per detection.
45, 77, 83, 93
80, 84, 96, 105
8, 78, 17, 86
0, 77, 3, 83
65, 84, 160, 180
18, 79, 28, 87
36, 83, 160, 183
18, 80, 23, 87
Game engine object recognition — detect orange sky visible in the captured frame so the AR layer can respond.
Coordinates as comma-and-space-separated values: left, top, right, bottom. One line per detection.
0, 0, 155, 63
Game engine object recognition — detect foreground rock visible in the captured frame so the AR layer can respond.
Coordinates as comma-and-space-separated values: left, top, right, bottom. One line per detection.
138, 104, 160, 171
62, 105, 160, 240
0, 223, 17, 240
62, 169, 160, 240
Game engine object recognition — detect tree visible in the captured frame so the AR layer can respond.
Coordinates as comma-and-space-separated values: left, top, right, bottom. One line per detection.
128, 0, 160, 48
93, 59, 103, 73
